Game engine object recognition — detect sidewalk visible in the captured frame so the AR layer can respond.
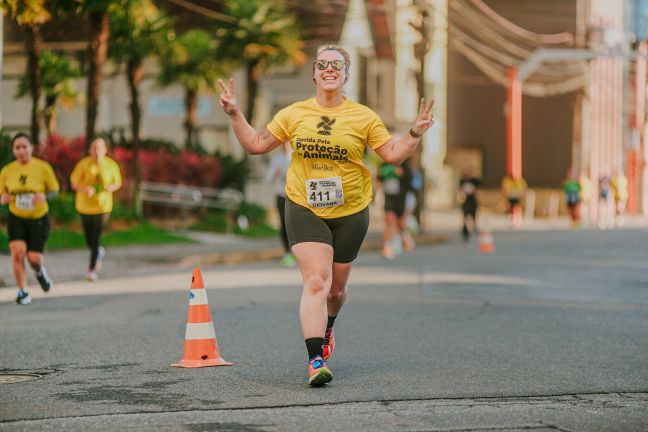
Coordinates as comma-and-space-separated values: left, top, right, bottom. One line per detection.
0, 209, 449, 288
1, 208, 646, 289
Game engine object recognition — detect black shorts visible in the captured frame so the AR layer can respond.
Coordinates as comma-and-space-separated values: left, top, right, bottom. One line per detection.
508, 197, 520, 207
285, 199, 370, 263
7, 212, 51, 252
384, 194, 406, 217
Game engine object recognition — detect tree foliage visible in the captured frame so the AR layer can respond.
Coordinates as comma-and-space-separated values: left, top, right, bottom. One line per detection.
17, 50, 80, 137
215, 0, 306, 124
158, 29, 228, 149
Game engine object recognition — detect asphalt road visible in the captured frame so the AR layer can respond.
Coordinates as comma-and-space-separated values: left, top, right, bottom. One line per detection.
1, 228, 647, 431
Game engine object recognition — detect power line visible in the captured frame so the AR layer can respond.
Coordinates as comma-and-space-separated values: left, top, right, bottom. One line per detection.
162, 0, 236, 23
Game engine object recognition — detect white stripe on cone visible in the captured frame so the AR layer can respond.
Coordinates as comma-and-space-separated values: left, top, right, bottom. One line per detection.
189, 289, 209, 306
185, 322, 216, 340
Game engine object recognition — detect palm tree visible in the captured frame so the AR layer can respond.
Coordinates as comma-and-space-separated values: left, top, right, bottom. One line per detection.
1, 0, 51, 145
158, 29, 225, 149
215, 0, 305, 127
83, 0, 115, 148
109, 0, 170, 207
54, 0, 122, 147
17, 50, 80, 138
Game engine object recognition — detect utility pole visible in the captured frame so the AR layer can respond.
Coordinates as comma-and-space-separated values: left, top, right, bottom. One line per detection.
409, 0, 431, 226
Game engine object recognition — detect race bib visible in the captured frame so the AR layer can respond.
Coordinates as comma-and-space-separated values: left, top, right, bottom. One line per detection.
15, 193, 35, 210
306, 176, 344, 208
383, 178, 401, 195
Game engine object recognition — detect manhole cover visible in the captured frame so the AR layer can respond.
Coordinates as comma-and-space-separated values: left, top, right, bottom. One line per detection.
0, 373, 43, 384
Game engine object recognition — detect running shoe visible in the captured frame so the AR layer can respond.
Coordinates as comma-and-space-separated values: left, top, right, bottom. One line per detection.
35, 268, 53, 292
401, 231, 416, 252
15, 290, 31, 305
308, 355, 332, 386
381, 244, 395, 260
323, 327, 335, 360
95, 247, 106, 271
280, 253, 296, 267
86, 270, 98, 282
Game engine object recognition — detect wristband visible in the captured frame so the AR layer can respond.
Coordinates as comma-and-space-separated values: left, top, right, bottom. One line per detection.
409, 128, 422, 138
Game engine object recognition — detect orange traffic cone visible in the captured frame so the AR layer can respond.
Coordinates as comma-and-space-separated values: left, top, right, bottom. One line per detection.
172, 268, 233, 368
478, 229, 495, 253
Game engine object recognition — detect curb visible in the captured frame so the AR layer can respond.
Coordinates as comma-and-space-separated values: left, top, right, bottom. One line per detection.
178, 232, 448, 267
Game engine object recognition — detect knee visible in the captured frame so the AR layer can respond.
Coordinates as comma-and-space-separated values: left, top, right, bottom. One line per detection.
12, 249, 26, 263
327, 286, 346, 303
304, 274, 330, 298
26, 252, 41, 266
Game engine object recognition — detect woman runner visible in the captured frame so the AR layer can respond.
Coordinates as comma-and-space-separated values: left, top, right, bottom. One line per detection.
0, 133, 59, 304
70, 137, 123, 281
218, 45, 434, 386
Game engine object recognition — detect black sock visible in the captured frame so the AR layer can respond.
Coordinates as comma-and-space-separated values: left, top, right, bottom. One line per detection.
327, 315, 337, 330
305, 337, 324, 360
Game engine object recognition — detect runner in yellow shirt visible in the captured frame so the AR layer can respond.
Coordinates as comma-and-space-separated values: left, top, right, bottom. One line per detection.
70, 137, 122, 281
218, 45, 434, 386
0, 133, 60, 305
501, 173, 528, 228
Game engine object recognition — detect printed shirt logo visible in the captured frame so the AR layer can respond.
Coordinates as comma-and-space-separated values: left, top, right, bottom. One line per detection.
317, 116, 335, 135
19, 174, 27, 185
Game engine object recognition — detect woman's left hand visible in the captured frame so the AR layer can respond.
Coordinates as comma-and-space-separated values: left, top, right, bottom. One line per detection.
410, 98, 435, 137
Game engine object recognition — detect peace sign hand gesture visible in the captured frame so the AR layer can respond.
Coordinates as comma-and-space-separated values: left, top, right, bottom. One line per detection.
410, 98, 435, 138
218, 78, 239, 117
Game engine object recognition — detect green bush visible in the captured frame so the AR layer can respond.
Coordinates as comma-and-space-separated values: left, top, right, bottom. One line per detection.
111, 200, 139, 221
214, 150, 253, 192
0, 129, 14, 170
236, 201, 267, 225
48, 193, 77, 224
47, 226, 86, 249
0, 228, 7, 250
190, 201, 275, 237
190, 208, 231, 232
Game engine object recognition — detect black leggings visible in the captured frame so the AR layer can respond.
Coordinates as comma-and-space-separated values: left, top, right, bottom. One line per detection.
81, 213, 109, 270
276, 195, 289, 252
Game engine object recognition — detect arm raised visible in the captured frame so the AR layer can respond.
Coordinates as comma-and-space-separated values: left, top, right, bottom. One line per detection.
218, 78, 282, 155
374, 98, 434, 165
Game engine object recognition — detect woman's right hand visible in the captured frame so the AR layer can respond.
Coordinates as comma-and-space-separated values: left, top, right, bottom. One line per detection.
218, 78, 239, 116
0, 193, 9, 205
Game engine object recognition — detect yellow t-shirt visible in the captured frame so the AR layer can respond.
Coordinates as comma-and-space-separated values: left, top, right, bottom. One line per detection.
501, 176, 528, 199
611, 174, 628, 201
266, 98, 391, 218
0, 158, 60, 219
70, 156, 123, 214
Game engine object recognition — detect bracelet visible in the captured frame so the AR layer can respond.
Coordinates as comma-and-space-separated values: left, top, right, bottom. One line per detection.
409, 128, 422, 138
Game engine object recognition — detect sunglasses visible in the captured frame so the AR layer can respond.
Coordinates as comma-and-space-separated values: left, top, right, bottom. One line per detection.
314, 59, 346, 71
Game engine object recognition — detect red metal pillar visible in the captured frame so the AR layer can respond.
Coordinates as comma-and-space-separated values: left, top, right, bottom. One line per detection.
507, 67, 522, 179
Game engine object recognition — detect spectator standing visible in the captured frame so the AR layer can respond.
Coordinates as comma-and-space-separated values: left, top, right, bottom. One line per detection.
598, 174, 613, 230
458, 166, 481, 241
578, 173, 593, 227
266, 141, 295, 266
611, 171, 628, 227
563, 168, 582, 228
